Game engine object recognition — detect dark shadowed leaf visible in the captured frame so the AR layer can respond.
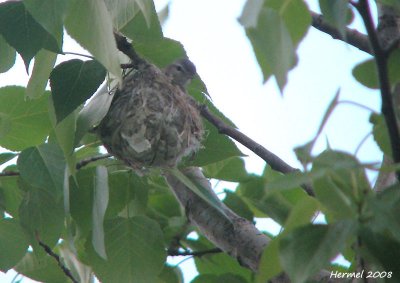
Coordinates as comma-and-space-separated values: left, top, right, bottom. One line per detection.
50, 59, 106, 123
319, 0, 350, 37
19, 187, 64, 247
17, 143, 66, 198
86, 216, 166, 283
280, 221, 355, 283
23, 0, 67, 49
192, 274, 247, 283
0, 35, 16, 73
157, 264, 183, 283
0, 176, 22, 218
370, 113, 391, 156
223, 191, 254, 221
0, 218, 29, 272
0, 1, 59, 69
359, 227, 400, 282
0, 152, 16, 165
0, 87, 51, 151
64, 0, 121, 79
15, 251, 69, 283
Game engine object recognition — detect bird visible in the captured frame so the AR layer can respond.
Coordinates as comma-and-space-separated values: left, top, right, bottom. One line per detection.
98, 58, 203, 172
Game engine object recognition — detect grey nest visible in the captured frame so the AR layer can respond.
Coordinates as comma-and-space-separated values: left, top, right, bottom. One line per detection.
98, 60, 204, 171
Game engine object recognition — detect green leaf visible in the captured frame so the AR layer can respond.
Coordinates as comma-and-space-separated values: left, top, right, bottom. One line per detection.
23, 0, 67, 49
75, 84, 115, 146
104, 0, 152, 31
190, 121, 244, 167
256, 238, 281, 283
15, 252, 69, 283
0, 35, 16, 73
17, 143, 66, 198
0, 86, 52, 151
0, 176, 22, 218
166, 168, 232, 223
86, 216, 166, 283
49, 104, 78, 174
266, 0, 311, 45
203, 157, 249, 182
239, 0, 310, 91
50, 59, 107, 123
0, 1, 59, 69
352, 59, 379, 89
157, 264, 183, 283
319, 0, 350, 37
370, 113, 391, 156
26, 49, 57, 99
311, 150, 371, 220
192, 239, 252, 281
120, 0, 163, 42
246, 7, 295, 91
223, 191, 254, 221
280, 221, 355, 283
192, 274, 247, 283
19, 188, 64, 247
0, 218, 29, 272
0, 152, 16, 165
92, 166, 109, 260
359, 227, 400, 281
64, 0, 122, 79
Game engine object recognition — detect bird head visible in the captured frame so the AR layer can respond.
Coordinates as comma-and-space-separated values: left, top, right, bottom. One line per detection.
164, 58, 197, 88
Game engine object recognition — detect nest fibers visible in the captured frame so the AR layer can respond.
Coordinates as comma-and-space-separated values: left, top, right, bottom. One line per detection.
98, 59, 204, 171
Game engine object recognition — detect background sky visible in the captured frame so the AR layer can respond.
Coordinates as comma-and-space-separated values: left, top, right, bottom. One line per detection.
0, 0, 380, 282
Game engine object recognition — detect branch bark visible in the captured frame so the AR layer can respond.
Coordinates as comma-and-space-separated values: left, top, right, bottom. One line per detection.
311, 11, 371, 54
354, 0, 400, 182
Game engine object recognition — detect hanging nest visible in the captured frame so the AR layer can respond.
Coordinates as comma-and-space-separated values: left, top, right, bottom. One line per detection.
98, 60, 204, 171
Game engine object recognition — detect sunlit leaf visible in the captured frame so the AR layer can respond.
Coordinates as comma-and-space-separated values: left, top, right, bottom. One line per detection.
92, 166, 109, 260
64, 0, 122, 79
26, 49, 57, 99
0, 86, 51, 151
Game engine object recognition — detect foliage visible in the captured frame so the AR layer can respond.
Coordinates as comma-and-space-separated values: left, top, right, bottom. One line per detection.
0, 0, 399, 283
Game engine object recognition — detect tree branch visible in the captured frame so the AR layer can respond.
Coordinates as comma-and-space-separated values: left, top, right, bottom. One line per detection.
355, 0, 400, 181
168, 247, 222, 257
311, 11, 371, 54
199, 105, 315, 196
37, 238, 78, 283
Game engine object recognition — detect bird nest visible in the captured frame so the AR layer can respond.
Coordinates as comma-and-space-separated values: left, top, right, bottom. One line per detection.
98, 61, 204, 172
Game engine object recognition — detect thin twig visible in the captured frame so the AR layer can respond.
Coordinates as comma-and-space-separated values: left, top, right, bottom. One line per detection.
75, 154, 112, 170
37, 238, 78, 283
113, 32, 145, 67
0, 171, 19, 177
62, 51, 95, 60
311, 11, 371, 54
355, 0, 400, 181
168, 247, 222, 257
199, 104, 315, 196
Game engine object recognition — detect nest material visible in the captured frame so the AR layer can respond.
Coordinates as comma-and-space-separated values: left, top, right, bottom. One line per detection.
98, 61, 203, 171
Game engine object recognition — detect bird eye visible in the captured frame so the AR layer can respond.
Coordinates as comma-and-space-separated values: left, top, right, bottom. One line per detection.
176, 65, 183, 72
